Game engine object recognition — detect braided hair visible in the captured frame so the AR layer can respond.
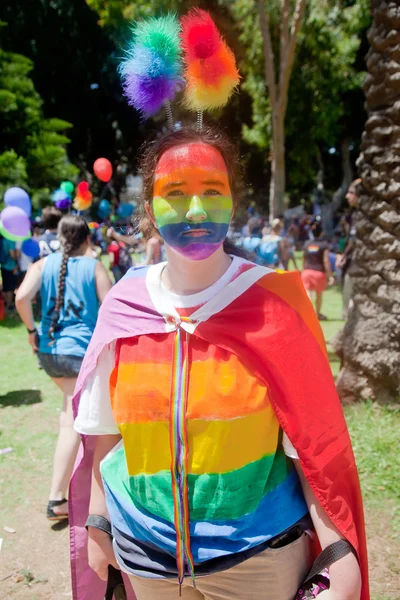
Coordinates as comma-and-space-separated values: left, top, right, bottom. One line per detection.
48, 215, 90, 341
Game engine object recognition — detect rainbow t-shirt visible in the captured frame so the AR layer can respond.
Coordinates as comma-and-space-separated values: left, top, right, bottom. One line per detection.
95, 259, 308, 579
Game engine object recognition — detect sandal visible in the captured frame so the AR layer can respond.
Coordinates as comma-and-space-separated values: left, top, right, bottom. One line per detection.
317, 314, 328, 321
47, 499, 68, 521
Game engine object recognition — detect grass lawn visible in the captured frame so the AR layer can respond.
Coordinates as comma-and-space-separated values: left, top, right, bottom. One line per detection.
0, 283, 399, 599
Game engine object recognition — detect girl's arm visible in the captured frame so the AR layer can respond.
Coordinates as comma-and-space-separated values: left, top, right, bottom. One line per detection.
15, 260, 44, 352
95, 261, 113, 303
88, 433, 122, 581
294, 461, 362, 600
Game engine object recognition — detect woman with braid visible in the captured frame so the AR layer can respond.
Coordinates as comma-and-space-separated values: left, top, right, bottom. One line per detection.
16, 215, 112, 520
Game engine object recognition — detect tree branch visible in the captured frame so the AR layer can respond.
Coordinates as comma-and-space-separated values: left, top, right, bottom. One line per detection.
256, 0, 277, 110
279, 0, 306, 115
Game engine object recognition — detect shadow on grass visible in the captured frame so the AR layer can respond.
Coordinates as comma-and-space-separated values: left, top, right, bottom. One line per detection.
0, 389, 42, 408
0, 315, 22, 328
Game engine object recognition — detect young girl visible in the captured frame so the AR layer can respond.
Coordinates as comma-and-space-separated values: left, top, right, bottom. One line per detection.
16, 215, 112, 520
70, 128, 368, 600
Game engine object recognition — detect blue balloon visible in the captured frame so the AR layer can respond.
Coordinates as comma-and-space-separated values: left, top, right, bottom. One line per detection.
4, 187, 31, 216
52, 188, 71, 203
21, 238, 40, 258
98, 199, 111, 218
117, 204, 134, 218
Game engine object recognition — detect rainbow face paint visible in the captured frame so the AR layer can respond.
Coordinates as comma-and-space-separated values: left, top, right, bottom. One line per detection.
153, 143, 233, 260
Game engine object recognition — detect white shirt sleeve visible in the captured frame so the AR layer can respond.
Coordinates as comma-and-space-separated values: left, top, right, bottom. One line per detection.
282, 432, 299, 459
74, 342, 120, 435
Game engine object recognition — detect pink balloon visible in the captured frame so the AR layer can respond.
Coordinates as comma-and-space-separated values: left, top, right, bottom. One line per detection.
1, 206, 30, 238
93, 158, 112, 182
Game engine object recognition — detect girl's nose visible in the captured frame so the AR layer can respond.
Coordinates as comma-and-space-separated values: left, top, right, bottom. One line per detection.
186, 196, 207, 222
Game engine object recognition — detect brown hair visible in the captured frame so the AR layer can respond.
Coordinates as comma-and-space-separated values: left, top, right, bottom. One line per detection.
41, 206, 62, 230
138, 125, 247, 257
48, 215, 90, 341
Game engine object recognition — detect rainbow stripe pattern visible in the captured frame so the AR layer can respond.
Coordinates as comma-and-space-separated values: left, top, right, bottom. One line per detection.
100, 308, 308, 580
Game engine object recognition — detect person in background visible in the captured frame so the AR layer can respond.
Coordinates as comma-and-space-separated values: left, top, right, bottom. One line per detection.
0, 233, 18, 310
107, 228, 134, 282
257, 218, 285, 268
301, 220, 334, 321
285, 220, 300, 270
16, 240, 33, 287
144, 226, 165, 265
36, 206, 62, 258
16, 215, 112, 521
242, 216, 263, 261
339, 179, 361, 320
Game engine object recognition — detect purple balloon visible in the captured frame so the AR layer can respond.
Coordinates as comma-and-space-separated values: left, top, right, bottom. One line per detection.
55, 198, 72, 210
1, 206, 31, 238
21, 238, 40, 258
4, 187, 31, 216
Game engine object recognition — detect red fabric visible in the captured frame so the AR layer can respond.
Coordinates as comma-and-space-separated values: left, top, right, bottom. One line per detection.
301, 269, 327, 292
196, 273, 369, 600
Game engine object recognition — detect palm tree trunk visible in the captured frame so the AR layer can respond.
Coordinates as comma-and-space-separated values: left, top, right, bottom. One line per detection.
333, 0, 400, 403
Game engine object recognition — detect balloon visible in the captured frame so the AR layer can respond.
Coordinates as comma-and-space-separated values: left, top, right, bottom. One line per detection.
60, 181, 75, 195
74, 191, 92, 211
98, 199, 111, 218
0, 222, 29, 242
55, 198, 72, 210
93, 158, 112, 182
21, 238, 40, 258
117, 203, 134, 218
52, 188, 70, 203
4, 187, 31, 216
1, 206, 31, 238
77, 181, 89, 195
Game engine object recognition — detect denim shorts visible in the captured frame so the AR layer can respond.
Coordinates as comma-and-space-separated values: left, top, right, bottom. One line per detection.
38, 353, 83, 378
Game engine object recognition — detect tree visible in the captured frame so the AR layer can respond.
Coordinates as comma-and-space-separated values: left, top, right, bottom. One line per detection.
231, 0, 370, 213
255, 0, 306, 218
0, 40, 78, 206
333, 0, 400, 403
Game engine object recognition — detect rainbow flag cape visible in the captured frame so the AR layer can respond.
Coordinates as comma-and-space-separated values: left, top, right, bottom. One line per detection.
69, 263, 369, 600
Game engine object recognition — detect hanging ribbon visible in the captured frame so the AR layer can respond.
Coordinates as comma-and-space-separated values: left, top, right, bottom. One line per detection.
169, 323, 196, 591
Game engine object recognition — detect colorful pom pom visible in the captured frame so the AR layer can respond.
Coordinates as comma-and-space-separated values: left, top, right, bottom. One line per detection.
119, 15, 183, 117
180, 9, 240, 111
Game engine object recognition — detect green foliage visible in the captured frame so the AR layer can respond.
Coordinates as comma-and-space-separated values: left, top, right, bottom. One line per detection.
0, 45, 78, 206
230, 0, 370, 196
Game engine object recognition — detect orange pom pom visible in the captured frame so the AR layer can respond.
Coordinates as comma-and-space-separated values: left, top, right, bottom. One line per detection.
181, 9, 240, 111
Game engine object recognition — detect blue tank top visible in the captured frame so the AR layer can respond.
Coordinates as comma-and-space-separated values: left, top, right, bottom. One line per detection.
39, 253, 99, 357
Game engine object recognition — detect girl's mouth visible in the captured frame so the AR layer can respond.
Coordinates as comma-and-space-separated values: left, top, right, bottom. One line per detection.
181, 229, 211, 237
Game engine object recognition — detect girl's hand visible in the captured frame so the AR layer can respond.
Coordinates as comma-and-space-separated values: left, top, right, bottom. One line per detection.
28, 331, 39, 353
88, 528, 120, 581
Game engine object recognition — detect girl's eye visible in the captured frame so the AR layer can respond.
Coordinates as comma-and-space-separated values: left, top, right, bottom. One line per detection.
165, 189, 185, 198
203, 189, 222, 196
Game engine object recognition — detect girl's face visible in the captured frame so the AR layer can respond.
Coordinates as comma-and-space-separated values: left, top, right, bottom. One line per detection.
150, 142, 233, 261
